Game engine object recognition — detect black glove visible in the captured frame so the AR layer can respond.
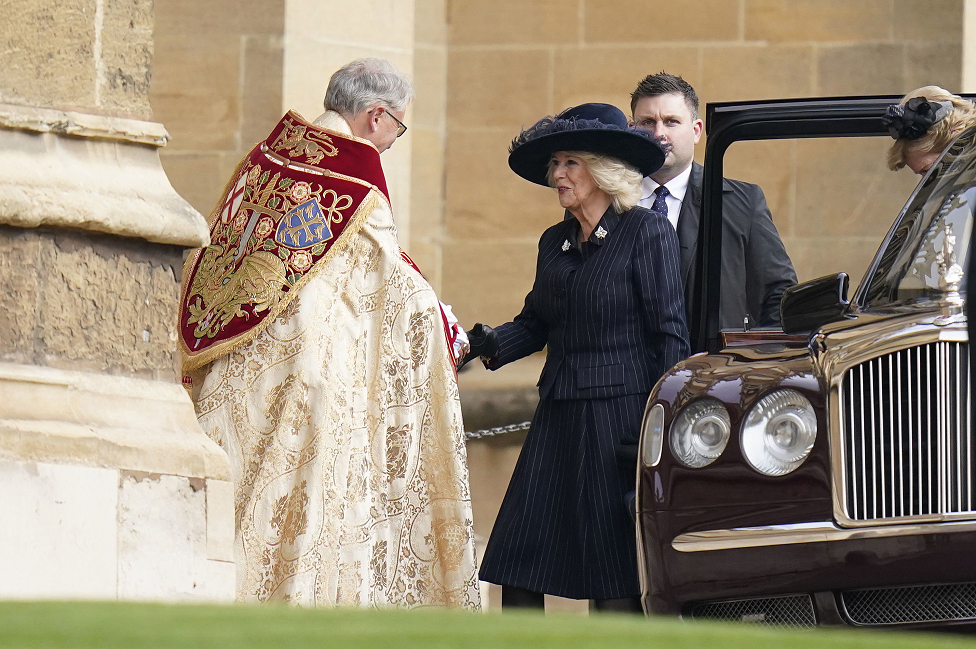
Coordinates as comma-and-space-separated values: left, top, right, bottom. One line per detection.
458, 323, 498, 369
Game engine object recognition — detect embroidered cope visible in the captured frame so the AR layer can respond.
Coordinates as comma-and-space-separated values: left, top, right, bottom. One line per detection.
185, 111, 480, 608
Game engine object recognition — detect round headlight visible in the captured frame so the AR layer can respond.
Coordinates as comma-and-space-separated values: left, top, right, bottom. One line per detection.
741, 389, 817, 476
669, 398, 730, 468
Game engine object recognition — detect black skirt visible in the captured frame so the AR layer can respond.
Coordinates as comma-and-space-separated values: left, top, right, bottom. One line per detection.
478, 394, 645, 600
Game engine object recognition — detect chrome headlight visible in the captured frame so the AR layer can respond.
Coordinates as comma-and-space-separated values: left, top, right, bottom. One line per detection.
641, 403, 665, 467
669, 398, 730, 468
741, 389, 817, 476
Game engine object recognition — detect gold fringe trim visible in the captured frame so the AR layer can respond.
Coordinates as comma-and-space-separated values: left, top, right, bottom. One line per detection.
180, 189, 380, 374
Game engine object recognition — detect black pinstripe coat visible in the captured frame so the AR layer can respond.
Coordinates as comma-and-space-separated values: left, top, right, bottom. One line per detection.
478, 204, 689, 600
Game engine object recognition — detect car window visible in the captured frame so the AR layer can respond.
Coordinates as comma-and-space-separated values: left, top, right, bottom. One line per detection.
859, 126, 976, 310
721, 136, 919, 292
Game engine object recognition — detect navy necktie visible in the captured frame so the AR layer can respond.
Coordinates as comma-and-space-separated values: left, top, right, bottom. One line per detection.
651, 185, 670, 219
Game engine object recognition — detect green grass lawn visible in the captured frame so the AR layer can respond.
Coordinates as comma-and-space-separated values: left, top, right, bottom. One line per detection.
0, 602, 974, 649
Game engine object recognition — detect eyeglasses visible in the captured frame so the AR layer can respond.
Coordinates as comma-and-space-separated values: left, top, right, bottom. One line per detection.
383, 109, 408, 138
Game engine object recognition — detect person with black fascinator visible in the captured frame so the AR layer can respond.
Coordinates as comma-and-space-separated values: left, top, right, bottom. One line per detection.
461, 103, 690, 613
884, 85, 976, 175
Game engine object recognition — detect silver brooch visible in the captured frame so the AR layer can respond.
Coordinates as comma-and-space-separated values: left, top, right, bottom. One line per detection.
595, 226, 607, 239
561, 239, 571, 251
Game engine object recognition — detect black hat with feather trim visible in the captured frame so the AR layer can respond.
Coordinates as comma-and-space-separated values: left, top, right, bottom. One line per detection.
508, 103, 667, 186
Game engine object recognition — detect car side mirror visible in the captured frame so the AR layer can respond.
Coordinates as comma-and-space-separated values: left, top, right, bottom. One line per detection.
780, 273, 850, 334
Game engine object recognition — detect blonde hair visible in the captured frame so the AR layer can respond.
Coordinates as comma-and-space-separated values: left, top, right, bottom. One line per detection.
887, 86, 976, 171
545, 151, 643, 213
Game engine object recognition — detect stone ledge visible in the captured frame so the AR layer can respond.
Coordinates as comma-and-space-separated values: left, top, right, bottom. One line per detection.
0, 104, 170, 147
0, 126, 210, 247
0, 362, 230, 481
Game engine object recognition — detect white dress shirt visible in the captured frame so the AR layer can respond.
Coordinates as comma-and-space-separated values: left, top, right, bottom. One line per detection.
637, 163, 693, 231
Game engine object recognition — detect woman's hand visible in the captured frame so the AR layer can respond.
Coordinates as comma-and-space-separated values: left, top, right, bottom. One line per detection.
458, 323, 499, 369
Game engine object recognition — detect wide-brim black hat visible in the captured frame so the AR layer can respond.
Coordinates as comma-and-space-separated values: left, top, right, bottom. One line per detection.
508, 103, 667, 186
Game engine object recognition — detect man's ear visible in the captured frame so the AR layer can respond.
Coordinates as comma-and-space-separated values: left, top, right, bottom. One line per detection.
367, 104, 384, 133
693, 118, 704, 143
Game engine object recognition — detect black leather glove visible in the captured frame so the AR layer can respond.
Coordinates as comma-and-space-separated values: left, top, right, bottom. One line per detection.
458, 323, 498, 369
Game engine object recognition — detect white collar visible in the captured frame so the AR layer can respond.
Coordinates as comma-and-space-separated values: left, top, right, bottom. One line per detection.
312, 110, 353, 136
640, 163, 693, 203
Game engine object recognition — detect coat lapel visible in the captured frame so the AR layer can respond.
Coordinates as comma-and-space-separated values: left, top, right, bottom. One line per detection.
675, 162, 703, 285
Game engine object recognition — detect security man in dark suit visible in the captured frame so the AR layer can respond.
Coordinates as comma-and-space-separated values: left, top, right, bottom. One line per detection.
630, 72, 796, 343
465, 103, 689, 613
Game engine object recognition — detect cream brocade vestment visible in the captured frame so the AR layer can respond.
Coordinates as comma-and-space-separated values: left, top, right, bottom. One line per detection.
192, 112, 480, 608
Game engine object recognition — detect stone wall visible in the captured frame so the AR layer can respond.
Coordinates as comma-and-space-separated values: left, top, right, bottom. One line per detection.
409, 0, 449, 291
0, 227, 183, 381
0, 0, 154, 119
152, 0, 285, 217
0, 0, 233, 601
438, 0, 964, 328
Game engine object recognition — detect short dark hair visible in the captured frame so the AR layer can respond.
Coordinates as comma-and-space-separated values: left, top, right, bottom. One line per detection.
630, 72, 699, 119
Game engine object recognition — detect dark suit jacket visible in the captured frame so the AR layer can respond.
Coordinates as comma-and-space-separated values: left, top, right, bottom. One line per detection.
676, 162, 796, 335
489, 205, 689, 400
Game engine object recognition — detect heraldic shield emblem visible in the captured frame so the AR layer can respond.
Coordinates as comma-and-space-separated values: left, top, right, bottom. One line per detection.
275, 198, 335, 249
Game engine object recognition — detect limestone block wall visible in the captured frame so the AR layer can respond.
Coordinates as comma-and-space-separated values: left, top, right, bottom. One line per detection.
0, 0, 154, 119
0, 0, 233, 601
438, 0, 964, 328
409, 0, 449, 291
152, 0, 285, 218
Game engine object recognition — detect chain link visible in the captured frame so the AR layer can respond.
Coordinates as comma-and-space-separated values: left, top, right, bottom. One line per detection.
464, 421, 531, 441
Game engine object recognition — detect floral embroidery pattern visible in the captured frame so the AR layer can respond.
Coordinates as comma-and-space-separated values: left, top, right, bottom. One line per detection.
289, 250, 313, 273
290, 181, 312, 203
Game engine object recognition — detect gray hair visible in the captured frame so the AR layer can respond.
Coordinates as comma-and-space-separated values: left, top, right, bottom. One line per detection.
323, 58, 415, 117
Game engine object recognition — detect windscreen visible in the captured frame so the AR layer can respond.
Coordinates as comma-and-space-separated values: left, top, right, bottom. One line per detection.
858, 127, 976, 309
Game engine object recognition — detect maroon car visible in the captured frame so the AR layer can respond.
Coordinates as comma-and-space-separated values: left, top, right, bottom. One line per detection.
637, 96, 976, 630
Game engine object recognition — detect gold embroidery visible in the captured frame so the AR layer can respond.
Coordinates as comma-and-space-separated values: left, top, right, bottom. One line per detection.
270, 120, 339, 164
370, 540, 388, 593
263, 374, 310, 434
270, 480, 310, 546
385, 424, 411, 479
187, 250, 290, 340
276, 295, 301, 326
432, 518, 469, 573
337, 561, 363, 606
406, 308, 435, 370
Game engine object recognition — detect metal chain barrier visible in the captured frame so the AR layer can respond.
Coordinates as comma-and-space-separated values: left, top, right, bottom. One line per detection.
464, 421, 531, 441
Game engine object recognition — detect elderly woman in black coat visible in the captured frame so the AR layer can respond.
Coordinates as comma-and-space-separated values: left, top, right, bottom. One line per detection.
465, 103, 690, 612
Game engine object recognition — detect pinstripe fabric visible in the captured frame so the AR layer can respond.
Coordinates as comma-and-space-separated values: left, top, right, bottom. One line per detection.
479, 205, 689, 599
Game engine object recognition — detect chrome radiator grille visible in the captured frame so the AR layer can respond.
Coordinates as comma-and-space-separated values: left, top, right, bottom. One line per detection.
839, 341, 975, 522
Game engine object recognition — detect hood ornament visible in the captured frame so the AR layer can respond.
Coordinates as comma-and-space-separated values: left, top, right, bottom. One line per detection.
936, 223, 964, 305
